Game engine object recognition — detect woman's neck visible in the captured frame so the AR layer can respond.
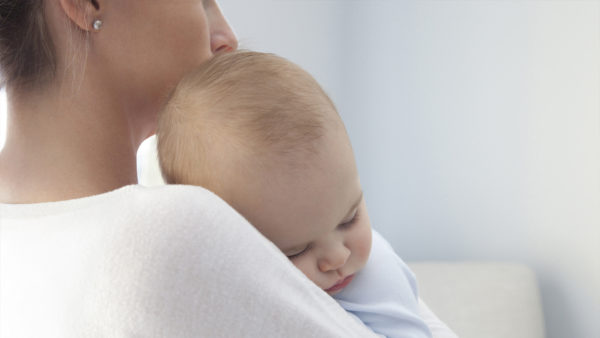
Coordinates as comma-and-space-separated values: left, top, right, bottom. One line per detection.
0, 81, 147, 204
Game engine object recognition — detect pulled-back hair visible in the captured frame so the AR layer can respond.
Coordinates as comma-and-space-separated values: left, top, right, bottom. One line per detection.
0, 0, 56, 87
157, 50, 339, 188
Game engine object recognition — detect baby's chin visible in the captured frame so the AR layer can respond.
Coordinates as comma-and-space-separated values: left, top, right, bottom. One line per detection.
326, 288, 343, 296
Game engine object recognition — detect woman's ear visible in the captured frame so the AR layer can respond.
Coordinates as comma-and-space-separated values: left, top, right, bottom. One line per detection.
59, 0, 103, 32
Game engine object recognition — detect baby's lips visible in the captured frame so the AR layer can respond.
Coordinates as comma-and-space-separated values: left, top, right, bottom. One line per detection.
325, 274, 355, 293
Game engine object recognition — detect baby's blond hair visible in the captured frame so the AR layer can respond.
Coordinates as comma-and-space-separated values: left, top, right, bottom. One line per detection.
157, 51, 340, 192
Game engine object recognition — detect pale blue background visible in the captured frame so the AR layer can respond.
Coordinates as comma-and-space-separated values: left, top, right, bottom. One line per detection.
219, 2, 599, 337
1, 1, 598, 337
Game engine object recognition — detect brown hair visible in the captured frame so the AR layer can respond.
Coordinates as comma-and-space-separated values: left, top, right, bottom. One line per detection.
0, 0, 56, 88
156, 50, 340, 189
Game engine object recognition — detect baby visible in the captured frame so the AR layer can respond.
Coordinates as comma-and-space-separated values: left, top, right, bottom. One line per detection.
156, 51, 452, 337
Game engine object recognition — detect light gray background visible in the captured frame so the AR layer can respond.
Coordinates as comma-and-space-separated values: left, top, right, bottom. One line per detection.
1, 1, 598, 337
218, 1, 598, 337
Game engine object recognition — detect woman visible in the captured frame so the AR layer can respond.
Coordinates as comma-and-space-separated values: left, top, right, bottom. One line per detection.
0, 0, 379, 336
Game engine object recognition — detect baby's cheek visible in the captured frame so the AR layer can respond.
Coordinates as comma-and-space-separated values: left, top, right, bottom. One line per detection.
291, 257, 321, 286
353, 226, 372, 268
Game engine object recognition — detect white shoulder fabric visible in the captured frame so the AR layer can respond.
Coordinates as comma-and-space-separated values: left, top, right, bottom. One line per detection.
0, 184, 380, 337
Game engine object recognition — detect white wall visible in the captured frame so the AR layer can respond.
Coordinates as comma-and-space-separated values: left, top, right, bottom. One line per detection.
2, 1, 598, 337
218, 1, 600, 337
219, 0, 345, 104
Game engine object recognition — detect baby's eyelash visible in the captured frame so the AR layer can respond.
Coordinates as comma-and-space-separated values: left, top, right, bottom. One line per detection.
287, 245, 311, 259
339, 212, 359, 230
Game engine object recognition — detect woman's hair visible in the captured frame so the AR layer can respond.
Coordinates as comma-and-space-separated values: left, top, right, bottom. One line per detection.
0, 0, 56, 87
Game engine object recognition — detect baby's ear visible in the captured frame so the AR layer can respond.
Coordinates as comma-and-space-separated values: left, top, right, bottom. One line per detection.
58, 0, 103, 32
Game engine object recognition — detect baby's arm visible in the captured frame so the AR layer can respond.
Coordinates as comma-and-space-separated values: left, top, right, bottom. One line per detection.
334, 230, 457, 338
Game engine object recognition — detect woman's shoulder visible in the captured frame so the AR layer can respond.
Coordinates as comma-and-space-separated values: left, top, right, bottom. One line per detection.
1, 184, 379, 337
120, 184, 233, 218
114, 184, 271, 259
2, 184, 236, 222
121, 183, 225, 208
123, 184, 254, 240
1, 184, 251, 248
100, 184, 254, 246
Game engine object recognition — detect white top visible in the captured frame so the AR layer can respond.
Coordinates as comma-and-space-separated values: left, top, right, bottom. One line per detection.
0, 184, 378, 338
335, 231, 458, 338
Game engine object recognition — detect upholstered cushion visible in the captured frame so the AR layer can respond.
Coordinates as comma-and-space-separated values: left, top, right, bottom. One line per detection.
408, 262, 546, 338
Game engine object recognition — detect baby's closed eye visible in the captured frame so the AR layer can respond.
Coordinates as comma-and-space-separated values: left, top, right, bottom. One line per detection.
338, 210, 359, 230
286, 244, 311, 259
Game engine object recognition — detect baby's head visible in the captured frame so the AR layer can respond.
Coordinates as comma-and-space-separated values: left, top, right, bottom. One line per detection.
157, 51, 371, 294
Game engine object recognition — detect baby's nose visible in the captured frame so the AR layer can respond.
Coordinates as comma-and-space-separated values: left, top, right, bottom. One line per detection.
318, 245, 351, 272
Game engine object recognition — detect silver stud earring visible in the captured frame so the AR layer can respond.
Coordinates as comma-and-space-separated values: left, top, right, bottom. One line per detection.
93, 19, 103, 31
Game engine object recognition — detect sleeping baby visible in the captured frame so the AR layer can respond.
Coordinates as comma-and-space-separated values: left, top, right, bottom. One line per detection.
156, 50, 456, 338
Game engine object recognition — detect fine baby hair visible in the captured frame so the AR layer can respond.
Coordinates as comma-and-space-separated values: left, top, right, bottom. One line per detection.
157, 50, 344, 192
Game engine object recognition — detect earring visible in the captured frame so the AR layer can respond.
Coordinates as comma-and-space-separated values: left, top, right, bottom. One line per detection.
93, 19, 103, 31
